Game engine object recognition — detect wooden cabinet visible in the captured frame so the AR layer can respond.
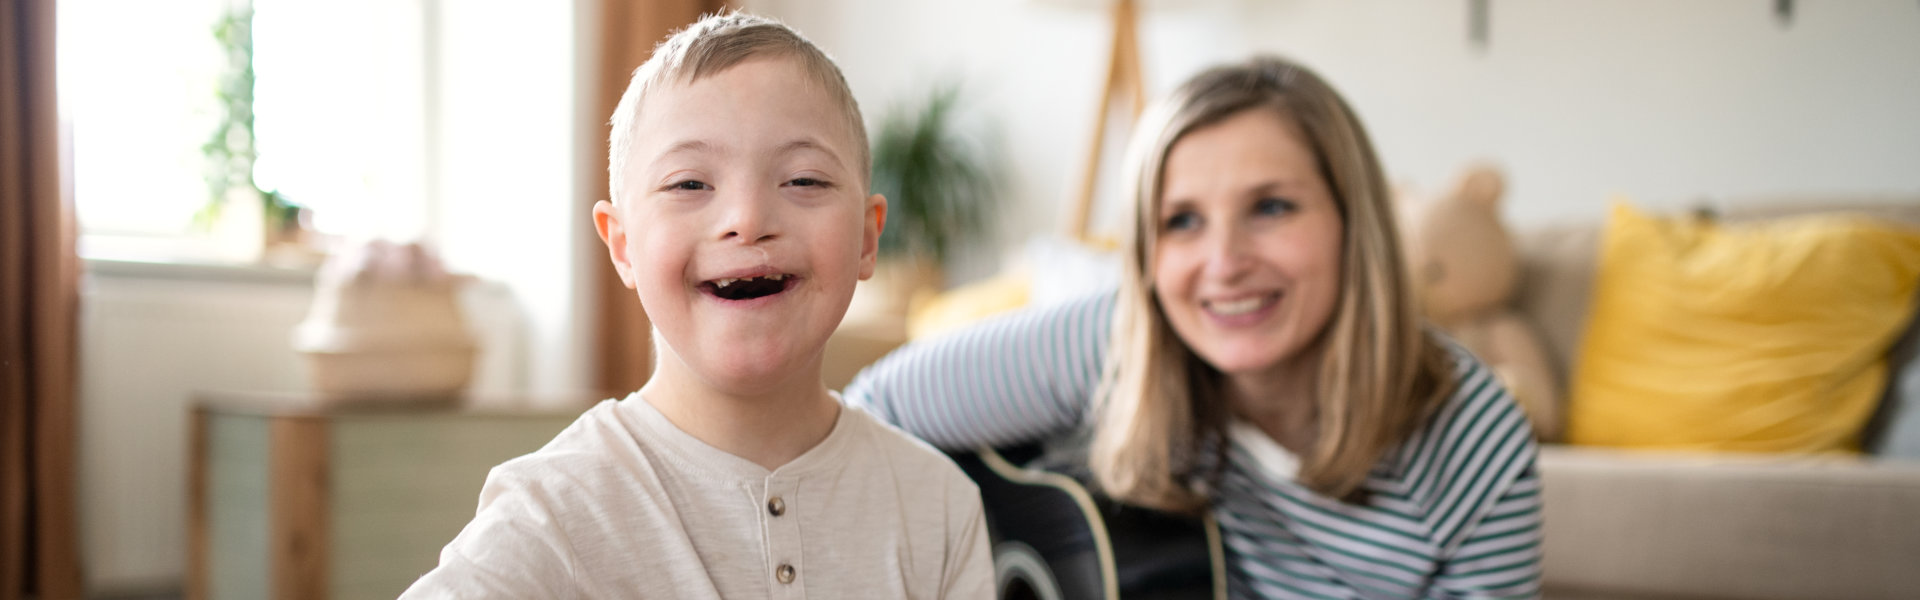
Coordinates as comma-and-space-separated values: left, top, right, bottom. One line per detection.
188, 395, 585, 600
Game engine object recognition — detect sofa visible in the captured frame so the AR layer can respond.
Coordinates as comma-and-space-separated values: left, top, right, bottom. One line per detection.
1514, 198, 1920, 600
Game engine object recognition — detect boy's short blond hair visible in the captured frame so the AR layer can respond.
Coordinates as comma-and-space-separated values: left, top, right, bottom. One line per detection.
608, 12, 869, 203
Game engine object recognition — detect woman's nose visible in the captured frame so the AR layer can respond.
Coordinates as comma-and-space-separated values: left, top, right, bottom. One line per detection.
1202, 223, 1252, 278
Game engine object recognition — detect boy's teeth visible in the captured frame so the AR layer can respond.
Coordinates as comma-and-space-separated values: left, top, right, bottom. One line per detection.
712, 274, 787, 289
1211, 297, 1265, 316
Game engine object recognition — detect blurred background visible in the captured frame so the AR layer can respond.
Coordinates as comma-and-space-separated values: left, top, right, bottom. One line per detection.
9, 0, 1919, 598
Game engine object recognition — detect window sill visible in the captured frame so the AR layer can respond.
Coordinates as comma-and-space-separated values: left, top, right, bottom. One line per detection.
84, 257, 317, 285
79, 229, 329, 284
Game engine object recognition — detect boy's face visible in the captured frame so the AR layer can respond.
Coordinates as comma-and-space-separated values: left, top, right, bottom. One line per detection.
594, 56, 884, 394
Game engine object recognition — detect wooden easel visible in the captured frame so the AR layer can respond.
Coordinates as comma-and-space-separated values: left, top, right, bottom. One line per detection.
1066, 0, 1146, 242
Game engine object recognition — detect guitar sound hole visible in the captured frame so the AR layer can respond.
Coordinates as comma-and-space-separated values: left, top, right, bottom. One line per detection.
1001, 577, 1041, 600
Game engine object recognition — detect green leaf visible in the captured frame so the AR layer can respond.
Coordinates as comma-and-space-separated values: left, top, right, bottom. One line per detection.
869, 80, 1004, 264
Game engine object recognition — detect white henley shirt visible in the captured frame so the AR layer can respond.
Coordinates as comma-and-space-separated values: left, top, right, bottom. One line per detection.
401, 393, 994, 599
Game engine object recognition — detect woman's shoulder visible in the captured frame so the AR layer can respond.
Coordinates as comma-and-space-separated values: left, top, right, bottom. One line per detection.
1430, 342, 1535, 446
1345, 340, 1540, 549
1379, 340, 1538, 480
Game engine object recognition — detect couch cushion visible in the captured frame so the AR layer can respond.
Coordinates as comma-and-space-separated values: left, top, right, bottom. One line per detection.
1866, 308, 1920, 458
1567, 203, 1920, 453
1539, 445, 1920, 599
1713, 197, 1920, 226
1514, 223, 1602, 386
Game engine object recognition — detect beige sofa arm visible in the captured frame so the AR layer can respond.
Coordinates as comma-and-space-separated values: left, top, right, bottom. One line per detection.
1539, 445, 1920, 600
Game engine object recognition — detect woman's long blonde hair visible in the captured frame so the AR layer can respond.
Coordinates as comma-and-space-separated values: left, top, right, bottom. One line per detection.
1089, 56, 1454, 511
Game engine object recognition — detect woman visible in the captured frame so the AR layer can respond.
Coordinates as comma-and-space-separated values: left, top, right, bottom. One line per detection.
847, 56, 1540, 599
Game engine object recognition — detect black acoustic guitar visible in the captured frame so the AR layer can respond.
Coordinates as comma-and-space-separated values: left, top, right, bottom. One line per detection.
948, 443, 1226, 600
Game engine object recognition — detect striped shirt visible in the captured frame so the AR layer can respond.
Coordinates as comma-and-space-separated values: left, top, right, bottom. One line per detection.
844, 292, 1543, 599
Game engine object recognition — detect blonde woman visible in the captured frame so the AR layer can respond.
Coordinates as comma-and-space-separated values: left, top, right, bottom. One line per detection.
846, 55, 1540, 599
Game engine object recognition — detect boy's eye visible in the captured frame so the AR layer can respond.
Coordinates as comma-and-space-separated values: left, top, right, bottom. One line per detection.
1163, 211, 1200, 232
1253, 197, 1296, 216
784, 177, 830, 188
667, 180, 710, 192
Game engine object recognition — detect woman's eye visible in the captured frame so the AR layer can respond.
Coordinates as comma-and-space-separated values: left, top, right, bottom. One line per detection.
1254, 197, 1296, 216
1164, 211, 1200, 232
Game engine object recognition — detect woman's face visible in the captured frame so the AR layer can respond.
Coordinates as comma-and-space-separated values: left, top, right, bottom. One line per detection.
1152, 108, 1344, 387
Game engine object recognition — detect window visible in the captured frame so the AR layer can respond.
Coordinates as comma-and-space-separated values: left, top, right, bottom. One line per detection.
252, 0, 430, 242
59, 0, 433, 265
59, 0, 228, 258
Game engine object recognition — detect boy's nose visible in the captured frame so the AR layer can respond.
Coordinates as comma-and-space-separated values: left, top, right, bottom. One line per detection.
723, 230, 777, 243
717, 189, 780, 244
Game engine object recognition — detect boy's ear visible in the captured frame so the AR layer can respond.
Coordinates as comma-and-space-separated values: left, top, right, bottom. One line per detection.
592, 200, 638, 289
859, 193, 887, 280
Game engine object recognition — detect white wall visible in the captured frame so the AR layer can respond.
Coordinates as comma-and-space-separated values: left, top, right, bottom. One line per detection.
429, 0, 591, 398
750, 0, 1920, 279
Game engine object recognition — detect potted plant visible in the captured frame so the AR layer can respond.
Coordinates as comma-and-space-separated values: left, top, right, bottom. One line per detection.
200, 4, 309, 263
854, 82, 1002, 325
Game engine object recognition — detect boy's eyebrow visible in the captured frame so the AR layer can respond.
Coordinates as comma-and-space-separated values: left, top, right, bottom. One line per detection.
654, 138, 846, 170
771, 138, 846, 168
659, 139, 718, 158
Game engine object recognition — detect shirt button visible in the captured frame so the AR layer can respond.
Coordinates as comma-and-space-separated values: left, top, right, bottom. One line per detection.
767, 496, 786, 517
775, 563, 796, 584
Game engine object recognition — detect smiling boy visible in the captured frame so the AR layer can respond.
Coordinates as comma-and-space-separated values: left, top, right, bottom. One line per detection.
401, 13, 992, 599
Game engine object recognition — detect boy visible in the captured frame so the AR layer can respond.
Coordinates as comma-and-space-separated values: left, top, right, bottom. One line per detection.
402, 12, 993, 599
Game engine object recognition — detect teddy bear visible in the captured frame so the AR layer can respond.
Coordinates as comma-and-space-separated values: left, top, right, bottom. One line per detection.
1398, 165, 1563, 441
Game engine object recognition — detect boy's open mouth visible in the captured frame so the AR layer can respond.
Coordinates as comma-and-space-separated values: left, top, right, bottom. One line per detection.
701, 274, 795, 301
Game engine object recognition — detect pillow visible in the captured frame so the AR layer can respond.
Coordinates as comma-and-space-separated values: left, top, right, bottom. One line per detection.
906, 235, 1120, 339
907, 272, 1030, 339
1567, 203, 1920, 453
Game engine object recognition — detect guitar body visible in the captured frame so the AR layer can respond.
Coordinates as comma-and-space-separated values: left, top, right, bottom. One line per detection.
949, 444, 1226, 600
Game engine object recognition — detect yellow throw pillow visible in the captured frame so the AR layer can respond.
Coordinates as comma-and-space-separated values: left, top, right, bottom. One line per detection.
1568, 203, 1920, 453
907, 272, 1031, 340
